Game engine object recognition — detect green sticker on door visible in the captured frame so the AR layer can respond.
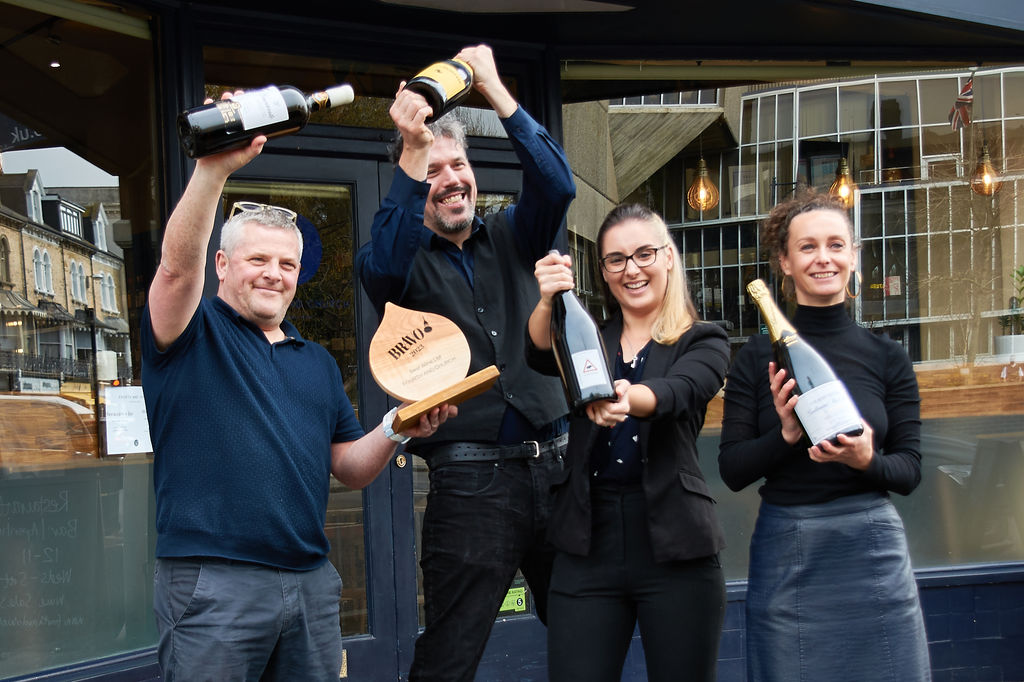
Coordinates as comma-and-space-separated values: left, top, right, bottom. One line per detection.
500, 586, 527, 613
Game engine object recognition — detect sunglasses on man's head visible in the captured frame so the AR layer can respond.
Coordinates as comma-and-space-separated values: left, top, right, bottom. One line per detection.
228, 201, 298, 223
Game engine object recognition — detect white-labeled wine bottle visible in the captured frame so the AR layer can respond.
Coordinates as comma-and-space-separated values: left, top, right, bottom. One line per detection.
403, 58, 473, 123
177, 83, 354, 159
746, 278, 864, 447
548, 252, 616, 413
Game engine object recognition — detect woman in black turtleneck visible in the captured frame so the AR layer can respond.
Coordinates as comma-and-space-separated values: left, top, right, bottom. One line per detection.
719, 191, 931, 681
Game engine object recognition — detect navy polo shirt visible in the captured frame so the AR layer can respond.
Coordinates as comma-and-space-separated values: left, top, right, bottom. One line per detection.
141, 296, 363, 570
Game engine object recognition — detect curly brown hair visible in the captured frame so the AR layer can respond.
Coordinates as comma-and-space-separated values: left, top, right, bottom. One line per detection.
761, 189, 854, 280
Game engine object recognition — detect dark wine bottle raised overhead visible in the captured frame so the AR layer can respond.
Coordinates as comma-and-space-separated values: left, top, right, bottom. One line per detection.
548, 251, 616, 413
746, 278, 864, 447
177, 83, 354, 159
403, 58, 473, 123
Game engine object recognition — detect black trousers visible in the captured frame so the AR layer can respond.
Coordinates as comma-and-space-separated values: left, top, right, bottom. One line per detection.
409, 443, 565, 682
547, 486, 725, 682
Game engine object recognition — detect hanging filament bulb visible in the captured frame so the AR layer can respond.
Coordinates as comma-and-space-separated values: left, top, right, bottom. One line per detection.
970, 143, 1001, 196
828, 157, 857, 208
687, 157, 720, 212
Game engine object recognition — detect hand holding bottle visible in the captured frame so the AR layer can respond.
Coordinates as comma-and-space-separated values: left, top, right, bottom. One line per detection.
192, 91, 267, 179
390, 83, 435, 151
768, 361, 803, 446
585, 379, 630, 427
454, 44, 517, 118
770, 359, 875, 469
528, 251, 574, 354
534, 251, 575, 304
808, 421, 875, 471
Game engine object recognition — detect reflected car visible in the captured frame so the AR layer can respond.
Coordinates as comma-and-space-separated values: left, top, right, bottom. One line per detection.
0, 393, 98, 472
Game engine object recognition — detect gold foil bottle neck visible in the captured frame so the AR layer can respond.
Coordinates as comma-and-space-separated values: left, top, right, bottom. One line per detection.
746, 278, 770, 301
746, 278, 796, 341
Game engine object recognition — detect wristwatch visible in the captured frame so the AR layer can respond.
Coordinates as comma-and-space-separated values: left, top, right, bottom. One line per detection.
382, 407, 411, 444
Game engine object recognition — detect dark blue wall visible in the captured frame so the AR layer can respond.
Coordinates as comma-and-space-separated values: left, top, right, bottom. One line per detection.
9, 568, 1023, 681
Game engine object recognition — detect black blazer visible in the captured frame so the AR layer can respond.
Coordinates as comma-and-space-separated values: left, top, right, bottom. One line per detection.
527, 314, 730, 562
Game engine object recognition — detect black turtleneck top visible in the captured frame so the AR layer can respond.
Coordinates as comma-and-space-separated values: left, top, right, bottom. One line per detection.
718, 302, 922, 505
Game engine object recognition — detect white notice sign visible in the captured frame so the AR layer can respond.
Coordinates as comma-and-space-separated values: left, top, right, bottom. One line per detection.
103, 386, 154, 455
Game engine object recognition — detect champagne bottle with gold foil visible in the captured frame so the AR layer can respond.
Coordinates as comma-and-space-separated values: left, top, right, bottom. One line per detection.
177, 83, 354, 159
746, 278, 864, 447
404, 58, 473, 123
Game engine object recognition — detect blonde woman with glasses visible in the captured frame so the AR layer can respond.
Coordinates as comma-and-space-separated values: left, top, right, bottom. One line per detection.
527, 203, 730, 682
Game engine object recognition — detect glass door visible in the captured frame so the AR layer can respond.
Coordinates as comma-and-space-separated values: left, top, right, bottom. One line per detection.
227, 151, 406, 680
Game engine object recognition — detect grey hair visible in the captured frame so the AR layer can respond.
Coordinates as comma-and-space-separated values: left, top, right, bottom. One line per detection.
220, 208, 303, 260
389, 117, 469, 164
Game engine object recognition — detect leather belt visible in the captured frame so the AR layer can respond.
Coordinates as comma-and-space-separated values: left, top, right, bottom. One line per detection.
423, 432, 568, 468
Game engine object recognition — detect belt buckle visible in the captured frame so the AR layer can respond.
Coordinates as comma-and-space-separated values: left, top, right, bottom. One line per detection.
525, 440, 540, 458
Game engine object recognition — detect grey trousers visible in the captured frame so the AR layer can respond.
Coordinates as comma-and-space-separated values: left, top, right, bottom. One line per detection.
153, 557, 343, 682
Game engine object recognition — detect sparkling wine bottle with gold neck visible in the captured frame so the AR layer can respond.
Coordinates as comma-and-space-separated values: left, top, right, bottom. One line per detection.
549, 252, 616, 413
747, 278, 864, 447
403, 58, 473, 123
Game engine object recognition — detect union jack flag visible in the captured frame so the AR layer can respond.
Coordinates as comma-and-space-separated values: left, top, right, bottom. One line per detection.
949, 77, 973, 131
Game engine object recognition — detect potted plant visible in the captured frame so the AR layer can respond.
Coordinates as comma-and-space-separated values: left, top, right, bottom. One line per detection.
995, 265, 1024, 355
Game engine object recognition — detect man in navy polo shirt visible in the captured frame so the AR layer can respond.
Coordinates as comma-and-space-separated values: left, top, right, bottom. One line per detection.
142, 109, 454, 681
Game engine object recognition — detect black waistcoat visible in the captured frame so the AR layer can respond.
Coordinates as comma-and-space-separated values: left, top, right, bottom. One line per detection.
400, 212, 567, 445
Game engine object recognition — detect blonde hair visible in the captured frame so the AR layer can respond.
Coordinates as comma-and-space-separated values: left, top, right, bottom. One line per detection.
597, 204, 697, 344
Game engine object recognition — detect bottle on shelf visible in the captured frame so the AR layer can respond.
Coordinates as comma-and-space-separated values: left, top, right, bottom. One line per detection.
403, 58, 473, 123
885, 240, 906, 320
747, 278, 864, 447
548, 251, 616, 413
177, 83, 354, 159
864, 242, 884, 321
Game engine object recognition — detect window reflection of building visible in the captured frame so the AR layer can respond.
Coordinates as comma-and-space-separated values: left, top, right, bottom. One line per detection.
608, 66, 1024, 585
0, 2, 157, 677
633, 66, 1024, 365
0, 235, 10, 283
2, 175, 131, 385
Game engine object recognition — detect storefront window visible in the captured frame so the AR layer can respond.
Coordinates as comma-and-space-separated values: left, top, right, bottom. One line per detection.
839, 83, 874, 133
668, 67, 1024, 580
878, 79, 919, 128
920, 77, 960, 125
0, 1, 160, 677
798, 87, 838, 137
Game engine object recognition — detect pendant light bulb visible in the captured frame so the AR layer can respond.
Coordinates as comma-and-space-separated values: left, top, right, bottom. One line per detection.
687, 157, 720, 212
828, 157, 857, 208
970, 143, 1001, 196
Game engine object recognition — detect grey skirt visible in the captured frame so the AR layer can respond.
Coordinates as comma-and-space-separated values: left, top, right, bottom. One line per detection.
746, 492, 931, 682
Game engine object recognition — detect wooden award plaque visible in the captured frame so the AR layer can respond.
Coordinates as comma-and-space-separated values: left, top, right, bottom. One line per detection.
368, 302, 499, 432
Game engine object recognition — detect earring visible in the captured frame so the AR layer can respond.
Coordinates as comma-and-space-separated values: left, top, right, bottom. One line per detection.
846, 271, 862, 299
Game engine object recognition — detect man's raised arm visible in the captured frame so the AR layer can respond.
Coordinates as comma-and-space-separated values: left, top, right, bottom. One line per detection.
148, 125, 265, 350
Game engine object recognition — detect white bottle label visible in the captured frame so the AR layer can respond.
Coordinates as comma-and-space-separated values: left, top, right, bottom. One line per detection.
794, 380, 862, 445
235, 86, 289, 131
571, 349, 607, 390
